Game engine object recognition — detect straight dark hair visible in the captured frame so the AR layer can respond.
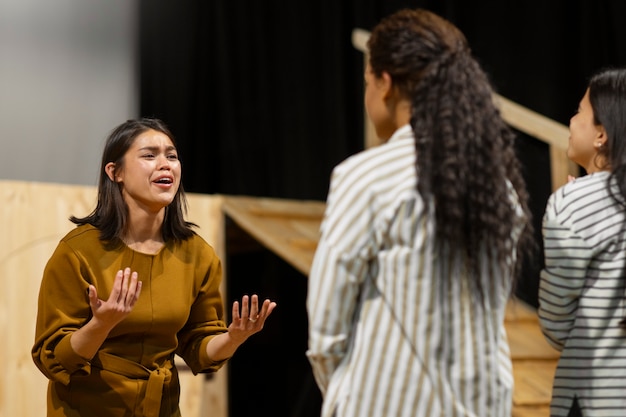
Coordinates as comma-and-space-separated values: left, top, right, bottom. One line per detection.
589, 67, 626, 202
588, 68, 626, 329
71, 118, 196, 244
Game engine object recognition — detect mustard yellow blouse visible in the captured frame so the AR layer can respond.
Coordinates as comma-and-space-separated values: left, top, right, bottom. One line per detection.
32, 224, 229, 417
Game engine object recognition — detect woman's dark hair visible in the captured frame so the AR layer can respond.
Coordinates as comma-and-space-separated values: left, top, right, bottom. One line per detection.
71, 117, 196, 244
367, 8, 534, 296
588, 68, 626, 200
588, 68, 626, 328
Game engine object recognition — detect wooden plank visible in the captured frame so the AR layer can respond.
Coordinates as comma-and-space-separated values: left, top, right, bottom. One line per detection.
494, 94, 569, 151
1, 180, 96, 417
507, 321, 560, 361
550, 144, 580, 191
181, 192, 229, 417
504, 300, 559, 362
351, 28, 579, 192
351, 28, 570, 150
505, 298, 540, 322
505, 298, 557, 414
0, 180, 227, 417
512, 360, 557, 407
512, 405, 551, 417
222, 195, 325, 276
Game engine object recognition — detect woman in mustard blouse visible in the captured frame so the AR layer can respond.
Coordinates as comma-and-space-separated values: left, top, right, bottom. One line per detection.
32, 118, 276, 416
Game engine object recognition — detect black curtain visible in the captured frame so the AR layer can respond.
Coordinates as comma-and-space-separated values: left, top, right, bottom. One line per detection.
139, 1, 626, 197
138, 2, 626, 416
139, 0, 626, 304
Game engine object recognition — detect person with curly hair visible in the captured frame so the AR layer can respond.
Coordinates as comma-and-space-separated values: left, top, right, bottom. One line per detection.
539, 67, 626, 417
32, 118, 276, 416
306, 8, 534, 417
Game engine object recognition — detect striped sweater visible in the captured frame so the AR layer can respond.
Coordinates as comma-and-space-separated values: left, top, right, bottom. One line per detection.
539, 171, 626, 416
307, 124, 522, 417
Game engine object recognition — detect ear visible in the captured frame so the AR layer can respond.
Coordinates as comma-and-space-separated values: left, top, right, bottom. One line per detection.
105, 162, 119, 182
595, 125, 607, 148
379, 71, 394, 100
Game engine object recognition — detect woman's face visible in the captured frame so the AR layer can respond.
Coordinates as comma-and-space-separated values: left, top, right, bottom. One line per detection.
109, 129, 181, 213
568, 89, 605, 173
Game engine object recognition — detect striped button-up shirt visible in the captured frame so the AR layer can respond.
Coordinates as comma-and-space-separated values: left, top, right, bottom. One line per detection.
539, 171, 626, 416
307, 124, 520, 417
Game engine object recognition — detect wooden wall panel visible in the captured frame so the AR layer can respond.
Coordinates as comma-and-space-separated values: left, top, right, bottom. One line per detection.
0, 180, 226, 417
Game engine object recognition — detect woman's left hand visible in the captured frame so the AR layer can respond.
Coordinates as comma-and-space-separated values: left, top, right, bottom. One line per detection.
205, 294, 277, 361
228, 294, 277, 341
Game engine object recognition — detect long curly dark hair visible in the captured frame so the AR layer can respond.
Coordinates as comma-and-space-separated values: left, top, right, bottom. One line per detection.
368, 9, 534, 296
71, 118, 196, 244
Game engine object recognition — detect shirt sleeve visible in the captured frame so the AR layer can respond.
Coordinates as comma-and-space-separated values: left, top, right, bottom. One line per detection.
31, 241, 93, 385
306, 163, 377, 395
176, 241, 229, 374
538, 193, 590, 351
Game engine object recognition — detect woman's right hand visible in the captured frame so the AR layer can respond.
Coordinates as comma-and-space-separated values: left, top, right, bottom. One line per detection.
88, 267, 142, 329
71, 268, 142, 360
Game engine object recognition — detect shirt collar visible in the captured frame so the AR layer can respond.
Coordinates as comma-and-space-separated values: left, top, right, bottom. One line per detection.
387, 124, 413, 143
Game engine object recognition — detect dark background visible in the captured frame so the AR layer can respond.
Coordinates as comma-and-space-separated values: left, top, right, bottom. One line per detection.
138, 1, 626, 415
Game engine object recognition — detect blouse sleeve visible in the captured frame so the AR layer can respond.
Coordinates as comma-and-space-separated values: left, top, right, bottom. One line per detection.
306, 163, 377, 394
175, 242, 229, 374
32, 241, 93, 385
538, 193, 590, 351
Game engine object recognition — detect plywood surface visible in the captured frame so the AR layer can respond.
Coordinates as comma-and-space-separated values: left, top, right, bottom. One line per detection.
222, 195, 325, 276
0, 180, 226, 417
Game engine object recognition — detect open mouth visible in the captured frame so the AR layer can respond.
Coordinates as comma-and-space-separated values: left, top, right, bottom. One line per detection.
154, 177, 173, 185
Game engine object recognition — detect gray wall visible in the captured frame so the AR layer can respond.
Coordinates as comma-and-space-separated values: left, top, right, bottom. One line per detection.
0, 0, 138, 186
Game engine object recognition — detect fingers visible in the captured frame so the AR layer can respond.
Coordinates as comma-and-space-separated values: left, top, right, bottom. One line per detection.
127, 272, 141, 307
240, 295, 262, 322
235, 294, 276, 325
260, 298, 278, 317
109, 269, 124, 301
133, 280, 143, 305
241, 295, 250, 319
108, 268, 141, 307
232, 300, 240, 322
87, 285, 101, 308
119, 268, 130, 302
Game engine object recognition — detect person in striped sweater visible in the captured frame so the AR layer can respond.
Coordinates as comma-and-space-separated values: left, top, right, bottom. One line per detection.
306, 8, 534, 417
539, 67, 626, 417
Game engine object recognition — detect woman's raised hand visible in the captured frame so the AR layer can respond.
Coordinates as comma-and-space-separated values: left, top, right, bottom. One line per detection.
228, 294, 277, 342
87, 267, 143, 330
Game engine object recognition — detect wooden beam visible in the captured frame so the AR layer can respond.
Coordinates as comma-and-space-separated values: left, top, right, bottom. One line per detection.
351, 28, 578, 191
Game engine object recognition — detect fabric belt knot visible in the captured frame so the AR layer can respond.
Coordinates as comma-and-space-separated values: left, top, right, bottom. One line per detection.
144, 365, 172, 416
93, 351, 173, 417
